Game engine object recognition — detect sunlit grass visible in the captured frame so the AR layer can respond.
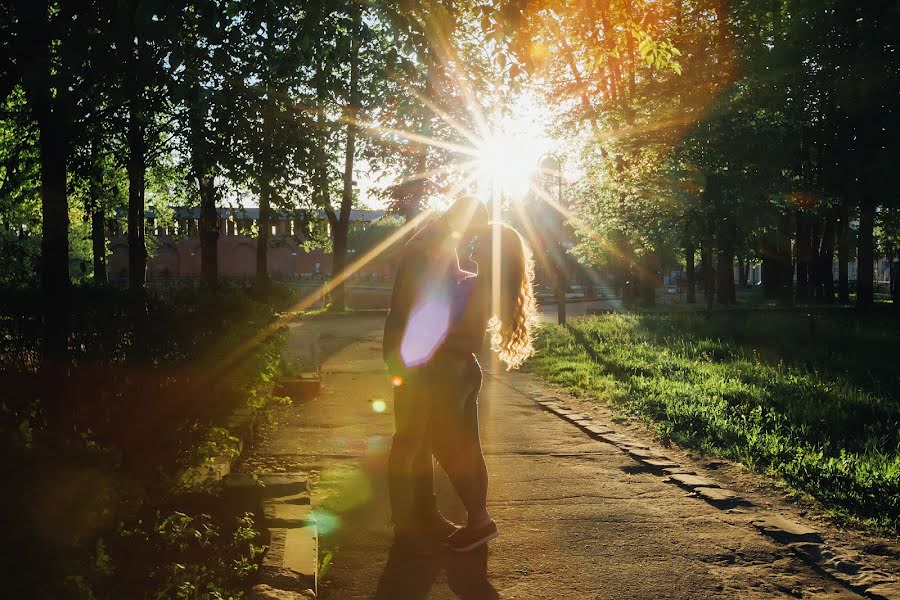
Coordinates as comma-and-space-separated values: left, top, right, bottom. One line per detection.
525, 313, 900, 534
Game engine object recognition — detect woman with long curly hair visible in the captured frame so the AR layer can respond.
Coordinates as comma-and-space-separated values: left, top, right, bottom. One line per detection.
431, 221, 538, 552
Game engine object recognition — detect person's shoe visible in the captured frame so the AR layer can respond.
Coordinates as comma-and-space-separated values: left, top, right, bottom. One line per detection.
422, 510, 461, 540
443, 520, 498, 553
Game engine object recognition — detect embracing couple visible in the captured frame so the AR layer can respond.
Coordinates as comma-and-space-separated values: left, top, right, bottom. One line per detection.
382, 196, 537, 554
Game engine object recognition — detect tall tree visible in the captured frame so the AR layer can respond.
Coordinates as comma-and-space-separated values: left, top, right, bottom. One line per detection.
110, 0, 175, 297
227, 0, 313, 286
328, 5, 363, 312
7, 0, 106, 363
171, 0, 234, 288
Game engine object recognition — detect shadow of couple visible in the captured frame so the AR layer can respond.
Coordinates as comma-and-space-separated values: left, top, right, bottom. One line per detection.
373, 541, 499, 600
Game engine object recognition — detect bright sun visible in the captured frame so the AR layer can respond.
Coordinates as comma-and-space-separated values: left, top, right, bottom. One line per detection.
474, 90, 553, 201
477, 132, 538, 200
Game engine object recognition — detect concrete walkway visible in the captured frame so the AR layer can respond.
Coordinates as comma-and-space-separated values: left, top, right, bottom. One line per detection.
242, 314, 865, 599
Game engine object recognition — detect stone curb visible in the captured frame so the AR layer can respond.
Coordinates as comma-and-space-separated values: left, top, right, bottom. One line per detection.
225, 472, 319, 598
514, 378, 899, 600
167, 389, 320, 597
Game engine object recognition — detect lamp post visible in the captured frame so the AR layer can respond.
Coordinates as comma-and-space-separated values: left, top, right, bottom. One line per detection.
539, 153, 566, 325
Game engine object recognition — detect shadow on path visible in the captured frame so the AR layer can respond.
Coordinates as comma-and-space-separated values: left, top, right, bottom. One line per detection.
373, 543, 499, 600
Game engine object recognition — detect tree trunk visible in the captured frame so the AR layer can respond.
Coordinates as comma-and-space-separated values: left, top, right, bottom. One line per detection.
38, 111, 71, 366
702, 242, 715, 312
624, 0, 637, 101
820, 211, 836, 303
18, 0, 70, 367
189, 76, 219, 288
685, 242, 696, 303
890, 253, 899, 308
198, 177, 218, 287
39, 126, 70, 299
795, 213, 811, 303
716, 249, 735, 305
837, 198, 850, 303
256, 177, 270, 284
776, 213, 794, 306
127, 110, 147, 296
856, 192, 875, 309
405, 78, 434, 222
313, 53, 332, 228
761, 256, 775, 299
329, 7, 361, 312
86, 137, 107, 285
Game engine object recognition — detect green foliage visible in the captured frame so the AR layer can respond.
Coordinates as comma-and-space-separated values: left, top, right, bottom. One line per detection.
318, 551, 334, 580
177, 425, 241, 469
0, 90, 42, 287
0, 286, 289, 597
526, 313, 900, 533
113, 511, 265, 600
346, 215, 404, 256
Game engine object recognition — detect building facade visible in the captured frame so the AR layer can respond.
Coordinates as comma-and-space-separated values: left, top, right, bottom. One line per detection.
107, 208, 393, 284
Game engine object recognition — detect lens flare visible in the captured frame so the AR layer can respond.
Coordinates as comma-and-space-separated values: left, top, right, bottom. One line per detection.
309, 509, 341, 536
400, 289, 452, 368
371, 399, 387, 413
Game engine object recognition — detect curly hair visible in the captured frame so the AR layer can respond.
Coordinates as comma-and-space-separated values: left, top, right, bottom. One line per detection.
487, 224, 538, 370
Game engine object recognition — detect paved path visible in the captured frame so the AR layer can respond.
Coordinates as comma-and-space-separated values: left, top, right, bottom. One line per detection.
243, 314, 863, 599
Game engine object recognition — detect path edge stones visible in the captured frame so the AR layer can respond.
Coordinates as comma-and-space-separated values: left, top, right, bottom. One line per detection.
224, 472, 319, 599
496, 372, 900, 600
168, 395, 321, 598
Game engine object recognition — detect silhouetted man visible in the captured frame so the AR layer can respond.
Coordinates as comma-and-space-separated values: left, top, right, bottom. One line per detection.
383, 196, 489, 547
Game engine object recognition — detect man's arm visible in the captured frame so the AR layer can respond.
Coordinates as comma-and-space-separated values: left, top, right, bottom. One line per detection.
382, 217, 451, 373
383, 257, 409, 373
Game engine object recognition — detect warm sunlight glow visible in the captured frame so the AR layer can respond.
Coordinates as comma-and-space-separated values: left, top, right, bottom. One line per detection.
474, 92, 553, 201
477, 133, 535, 200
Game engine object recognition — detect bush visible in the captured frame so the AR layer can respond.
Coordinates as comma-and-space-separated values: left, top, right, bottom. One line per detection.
0, 284, 292, 598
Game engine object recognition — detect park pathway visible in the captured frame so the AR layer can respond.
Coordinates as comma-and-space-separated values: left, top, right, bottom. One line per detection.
242, 313, 864, 600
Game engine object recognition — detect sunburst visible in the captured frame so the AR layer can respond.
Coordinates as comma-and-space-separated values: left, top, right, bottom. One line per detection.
210, 13, 636, 380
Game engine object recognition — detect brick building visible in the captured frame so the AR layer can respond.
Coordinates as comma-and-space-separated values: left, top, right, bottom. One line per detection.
107, 208, 393, 284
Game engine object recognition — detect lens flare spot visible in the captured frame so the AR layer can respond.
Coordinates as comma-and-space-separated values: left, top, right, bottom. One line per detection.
309, 509, 341, 536
371, 399, 387, 413
400, 292, 451, 368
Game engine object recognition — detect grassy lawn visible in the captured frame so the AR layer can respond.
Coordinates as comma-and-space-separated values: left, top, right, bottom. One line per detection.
525, 311, 900, 534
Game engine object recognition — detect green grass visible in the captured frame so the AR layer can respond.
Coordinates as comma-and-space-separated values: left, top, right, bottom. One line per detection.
525, 312, 900, 534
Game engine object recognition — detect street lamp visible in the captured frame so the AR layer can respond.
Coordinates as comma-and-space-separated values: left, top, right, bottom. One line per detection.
538, 152, 566, 325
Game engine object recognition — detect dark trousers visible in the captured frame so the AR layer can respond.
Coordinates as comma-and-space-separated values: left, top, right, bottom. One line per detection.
388, 355, 485, 529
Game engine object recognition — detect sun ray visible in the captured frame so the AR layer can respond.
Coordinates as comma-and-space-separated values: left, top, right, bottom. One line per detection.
395, 160, 480, 188
351, 117, 478, 157
490, 189, 502, 374
403, 85, 484, 148
440, 169, 481, 202
209, 210, 435, 382
595, 114, 698, 143
528, 184, 657, 283
420, 10, 492, 140
510, 200, 559, 289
